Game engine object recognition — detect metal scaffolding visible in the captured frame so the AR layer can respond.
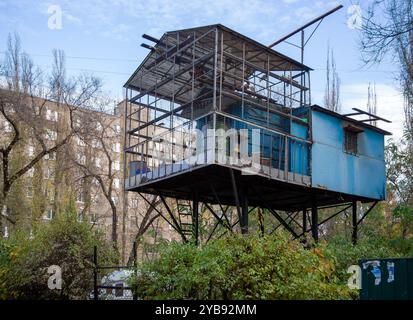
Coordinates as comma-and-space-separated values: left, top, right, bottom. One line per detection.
124, 25, 312, 191
122, 22, 382, 246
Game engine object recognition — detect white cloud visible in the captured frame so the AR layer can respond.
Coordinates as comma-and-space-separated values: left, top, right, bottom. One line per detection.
5, 0, 343, 44
63, 12, 83, 26
25, 0, 283, 42
294, 6, 316, 21
101, 23, 133, 41
340, 83, 405, 141
279, 1, 340, 29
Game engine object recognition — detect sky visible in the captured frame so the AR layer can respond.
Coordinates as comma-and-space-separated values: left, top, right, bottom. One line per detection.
0, 0, 405, 140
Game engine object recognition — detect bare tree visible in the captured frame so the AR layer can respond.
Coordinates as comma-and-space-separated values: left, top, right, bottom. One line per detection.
71, 100, 122, 253
360, 0, 413, 138
324, 44, 341, 112
0, 33, 101, 233
367, 82, 378, 126
126, 195, 163, 264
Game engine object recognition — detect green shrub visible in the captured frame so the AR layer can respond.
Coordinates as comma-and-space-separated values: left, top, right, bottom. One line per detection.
129, 233, 351, 300
0, 206, 117, 300
323, 235, 402, 284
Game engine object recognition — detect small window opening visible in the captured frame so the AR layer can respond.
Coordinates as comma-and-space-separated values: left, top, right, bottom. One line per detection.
344, 129, 358, 155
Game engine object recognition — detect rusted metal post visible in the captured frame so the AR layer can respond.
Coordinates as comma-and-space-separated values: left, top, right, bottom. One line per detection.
193, 192, 199, 246
352, 200, 358, 245
240, 187, 248, 234
300, 208, 308, 246
133, 241, 138, 300
93, 245, 98, 300
311, 197, 318, 242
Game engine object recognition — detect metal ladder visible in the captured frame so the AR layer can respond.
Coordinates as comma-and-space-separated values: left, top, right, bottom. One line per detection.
176, 199, 193, 238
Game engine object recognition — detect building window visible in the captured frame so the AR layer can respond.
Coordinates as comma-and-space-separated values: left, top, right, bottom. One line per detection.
130, 199, 138, 209
76, 191, 85, 203
76, 136, 86, 147
92, 139, 102, 149
76, 153, 86, 165
92, 177, 100, 186
91, 194, 98, 204
95, 157, 102, 168
44, 208, 55, 220
49, 190, 55, 202
344, 129, 358, 155
46, 109, 58, 122
112, 143, 121, 153
3, 121, 13, 133
28, 146, 35, 157
130, 215, 136, 227
45, 129, 57, 141
113, 124, 121, 134
27, 185, 33, 197
27, 167, 34, 177
90, 212, 98, 224
77, 211, 84, 222
44, 167, 54, 179
45, 152, 56, 160
112, 160, 120, 171
3, 226, 9, 238
44, 188, 54, 202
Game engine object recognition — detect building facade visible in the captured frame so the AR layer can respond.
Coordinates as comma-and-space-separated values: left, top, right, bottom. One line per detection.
0, 92, 178, 262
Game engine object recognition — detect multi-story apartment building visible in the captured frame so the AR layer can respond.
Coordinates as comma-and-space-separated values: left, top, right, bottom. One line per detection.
0, 91, 178, 262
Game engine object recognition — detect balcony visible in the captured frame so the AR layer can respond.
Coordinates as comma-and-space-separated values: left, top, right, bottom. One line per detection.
125, 112, 311, 190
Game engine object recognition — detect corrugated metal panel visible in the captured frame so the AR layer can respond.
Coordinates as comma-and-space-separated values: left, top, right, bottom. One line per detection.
311, 109, 386, 200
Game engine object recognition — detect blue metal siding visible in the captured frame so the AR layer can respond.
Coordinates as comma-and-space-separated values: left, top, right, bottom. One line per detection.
311, 110, 386, 200
290, 121, 309, 175
226, 104, 310, 175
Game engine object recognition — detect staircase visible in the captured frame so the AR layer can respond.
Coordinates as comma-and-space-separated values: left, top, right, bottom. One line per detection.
176, 200, 193, 238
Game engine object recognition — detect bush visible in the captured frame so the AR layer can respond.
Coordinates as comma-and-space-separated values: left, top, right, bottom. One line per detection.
0, 207, 117, 300
323, 235, 402, 284
129, 233, 351, 300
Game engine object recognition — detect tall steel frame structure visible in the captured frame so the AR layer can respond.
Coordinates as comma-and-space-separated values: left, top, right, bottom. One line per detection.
123, 23, 383, 246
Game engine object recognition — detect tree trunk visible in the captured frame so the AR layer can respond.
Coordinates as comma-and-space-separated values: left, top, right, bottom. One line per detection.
0, 204, 6, 235
109, 200, 119, 257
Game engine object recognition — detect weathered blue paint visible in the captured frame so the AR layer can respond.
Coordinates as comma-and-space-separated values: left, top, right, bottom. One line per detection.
227, 103, 310, 175
290, 121, 309, 175
228, 103, 290, 133
311, 109, 386, 200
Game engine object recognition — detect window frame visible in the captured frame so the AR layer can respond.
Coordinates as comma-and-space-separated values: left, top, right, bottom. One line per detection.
343, 125, 362, 155
44, 208, 55, 220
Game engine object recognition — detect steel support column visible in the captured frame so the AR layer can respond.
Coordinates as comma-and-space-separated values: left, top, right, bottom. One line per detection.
302, 208, 307, 234
240, 187, 248, 234
193, 192, 199, 246
229, 168, 242, 224
311, 197, 318, 242
302, 208, 307, 244
352, 200, 358, 245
